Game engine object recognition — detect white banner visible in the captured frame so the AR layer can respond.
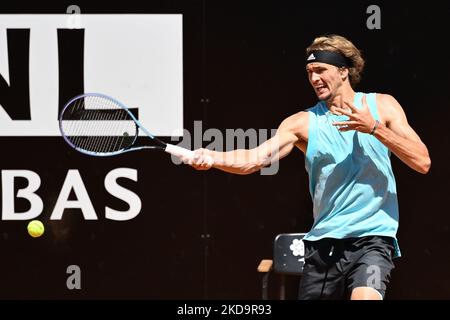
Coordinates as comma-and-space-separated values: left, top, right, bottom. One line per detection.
0, 14, 183, 136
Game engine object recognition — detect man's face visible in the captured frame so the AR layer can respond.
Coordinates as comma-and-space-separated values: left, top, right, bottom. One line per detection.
306, 62, 343, 101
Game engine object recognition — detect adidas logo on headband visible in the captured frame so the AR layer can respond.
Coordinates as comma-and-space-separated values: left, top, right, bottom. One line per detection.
307, 53, 316, 61
306, 50, 352, 68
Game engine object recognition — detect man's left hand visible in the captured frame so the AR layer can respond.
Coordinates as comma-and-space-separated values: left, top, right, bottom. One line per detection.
332, 95, 377, 134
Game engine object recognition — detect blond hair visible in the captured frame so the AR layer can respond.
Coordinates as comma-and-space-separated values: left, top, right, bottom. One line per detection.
306, 34, 365, 87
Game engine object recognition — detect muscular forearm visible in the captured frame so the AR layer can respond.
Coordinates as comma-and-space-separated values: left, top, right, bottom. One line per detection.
191, 123, 298, 174
373, 123, 431, 174
210, 149, 267, 175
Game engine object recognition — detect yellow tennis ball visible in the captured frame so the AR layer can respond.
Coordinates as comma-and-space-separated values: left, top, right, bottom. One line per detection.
27, 220, 45, 238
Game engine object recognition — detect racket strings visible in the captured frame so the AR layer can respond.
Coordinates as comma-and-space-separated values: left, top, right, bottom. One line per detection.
89, 105, 105, 152
109, 99, 129, 152
69, 98, 85, 149
61, 95, 138, 154
114, 106, 131, 151
92, 96, 112, 152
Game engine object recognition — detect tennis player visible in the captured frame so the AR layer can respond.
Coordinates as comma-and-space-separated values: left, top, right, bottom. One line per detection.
186, 34, 431, 300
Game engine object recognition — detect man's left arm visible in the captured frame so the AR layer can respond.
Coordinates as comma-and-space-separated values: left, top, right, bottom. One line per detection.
373, 94, 431, 174
333, 94, 431, 174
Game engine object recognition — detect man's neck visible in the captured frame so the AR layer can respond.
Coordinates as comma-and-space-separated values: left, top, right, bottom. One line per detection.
326, 86, 356, 114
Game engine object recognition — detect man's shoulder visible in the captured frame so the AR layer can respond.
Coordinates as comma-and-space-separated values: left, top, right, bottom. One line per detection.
279, 110, 309, 140
373, 93, 405, 124
375, 93, 397, 105
375, 93, 402, 113
284, 110, 309, 126
280, 100, 324, 131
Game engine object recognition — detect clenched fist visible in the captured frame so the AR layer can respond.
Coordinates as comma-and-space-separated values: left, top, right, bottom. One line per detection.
190, 148, 215, 170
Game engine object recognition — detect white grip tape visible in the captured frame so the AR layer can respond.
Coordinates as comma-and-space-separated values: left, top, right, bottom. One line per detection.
165, 144, 195, 160
165, 144, 214, 166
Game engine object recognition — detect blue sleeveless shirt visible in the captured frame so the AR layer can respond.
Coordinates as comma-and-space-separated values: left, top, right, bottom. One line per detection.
303, 92, 401, 257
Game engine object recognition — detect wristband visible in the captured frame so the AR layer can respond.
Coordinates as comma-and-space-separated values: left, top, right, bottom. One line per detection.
370, 120, 380, 135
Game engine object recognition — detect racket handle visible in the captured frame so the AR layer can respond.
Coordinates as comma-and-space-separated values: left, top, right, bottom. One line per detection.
165, 144, 215, 167
165, 144, 195, 160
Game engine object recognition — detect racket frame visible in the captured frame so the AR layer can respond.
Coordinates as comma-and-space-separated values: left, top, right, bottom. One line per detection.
59, 92, 167, 157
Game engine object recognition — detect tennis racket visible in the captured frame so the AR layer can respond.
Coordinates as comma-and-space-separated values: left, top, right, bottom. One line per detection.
59, 93, 196, 161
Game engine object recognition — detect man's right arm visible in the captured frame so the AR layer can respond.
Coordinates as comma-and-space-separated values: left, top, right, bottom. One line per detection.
190, 112, 306, 174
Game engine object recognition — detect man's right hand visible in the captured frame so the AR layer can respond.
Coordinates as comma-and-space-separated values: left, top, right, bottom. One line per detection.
190, 148, 214, 170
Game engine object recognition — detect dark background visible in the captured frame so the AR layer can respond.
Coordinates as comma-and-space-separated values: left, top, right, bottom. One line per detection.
0, 0, 449, 299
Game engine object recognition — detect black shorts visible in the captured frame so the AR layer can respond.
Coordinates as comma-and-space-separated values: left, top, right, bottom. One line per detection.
298, 235, 396, 300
